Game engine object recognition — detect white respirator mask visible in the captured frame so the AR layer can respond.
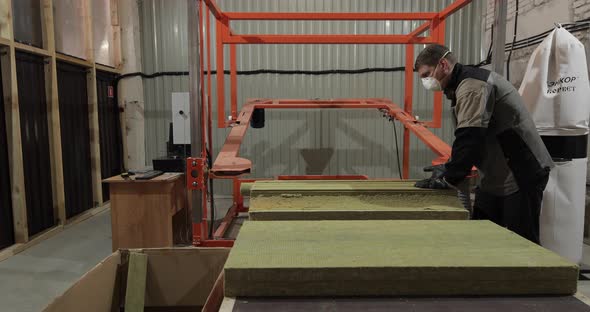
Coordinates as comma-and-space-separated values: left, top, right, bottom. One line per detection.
421, 51, 450, 92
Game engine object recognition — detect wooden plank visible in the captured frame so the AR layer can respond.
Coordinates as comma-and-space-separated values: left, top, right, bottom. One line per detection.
95, 63, 121, 74
0, 37, 10, 47
0, 0, 13, 40
45, 57, 66, 224
84, 0, 103, 207
203, 272, 226, 312
64, 202, 110, 228
41, 0, 53, 51
124, 252, 148, 312
41, 0, 66, 225
110, 0, 119, 26
56, 53, 93, 68
218, 297, 236, 312
1, 45, 28, 243
112, 25, 122, 68
82, 0, 93, 62
225, 220, 579, 297
13, 42, 51, 57
88, 66, 103, 207
110, 0, 122, 69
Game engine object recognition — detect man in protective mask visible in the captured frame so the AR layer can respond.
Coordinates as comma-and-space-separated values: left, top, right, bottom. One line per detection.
413, 44, 553, 244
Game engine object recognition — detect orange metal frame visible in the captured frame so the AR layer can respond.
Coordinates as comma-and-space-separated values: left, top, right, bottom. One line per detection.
193, 0, 473, 247
211, 98, 452, 177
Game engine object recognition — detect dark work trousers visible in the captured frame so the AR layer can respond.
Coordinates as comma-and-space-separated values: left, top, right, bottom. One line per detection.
472, 174, 550, 244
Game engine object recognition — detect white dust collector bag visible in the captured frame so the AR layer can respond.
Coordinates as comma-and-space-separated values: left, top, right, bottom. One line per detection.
519, 27, 590, 136
539, 158, 587, 264
520, 26, 590, 264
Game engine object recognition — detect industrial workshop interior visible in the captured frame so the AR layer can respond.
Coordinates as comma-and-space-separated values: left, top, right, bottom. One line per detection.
5, 0, 590, 311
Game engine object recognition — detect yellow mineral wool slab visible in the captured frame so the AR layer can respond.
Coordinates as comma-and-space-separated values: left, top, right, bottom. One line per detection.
247, 180, 456, 197
224, 220, 578, 297
249, 194, 468, 220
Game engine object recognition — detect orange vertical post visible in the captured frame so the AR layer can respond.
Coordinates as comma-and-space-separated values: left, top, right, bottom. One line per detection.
230, 44, 238, 120
233, 178, 241, 207
215, 18, 226, 128
402, 44, 414, 179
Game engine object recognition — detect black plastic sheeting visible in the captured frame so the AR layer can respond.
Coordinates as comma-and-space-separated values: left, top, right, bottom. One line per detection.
96, 70, 123, 202
57, 62, 93, 219
0, 60, 15, 249
16, 52, 54, 236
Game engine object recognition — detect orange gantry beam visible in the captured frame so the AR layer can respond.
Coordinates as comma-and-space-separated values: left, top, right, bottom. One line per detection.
223, 12, 438, 20
210, 99, 452, 178
224, 34, 438, 45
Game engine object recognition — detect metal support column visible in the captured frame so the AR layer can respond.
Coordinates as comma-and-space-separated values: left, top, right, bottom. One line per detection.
491, 0, 507, 75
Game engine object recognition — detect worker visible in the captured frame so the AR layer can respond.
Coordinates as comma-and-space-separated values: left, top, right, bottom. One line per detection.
413, 44, 554, 244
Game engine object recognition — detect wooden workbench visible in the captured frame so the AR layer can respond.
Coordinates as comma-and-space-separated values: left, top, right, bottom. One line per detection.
104, 173, 190, 251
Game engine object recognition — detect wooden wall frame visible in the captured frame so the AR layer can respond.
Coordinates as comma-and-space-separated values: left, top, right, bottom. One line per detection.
0, 0, 123, 260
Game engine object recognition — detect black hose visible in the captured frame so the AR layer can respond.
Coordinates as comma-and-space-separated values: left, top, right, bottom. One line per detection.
113, 18, 590, 83
115, 66, 408, 84
392, 118, 403, 179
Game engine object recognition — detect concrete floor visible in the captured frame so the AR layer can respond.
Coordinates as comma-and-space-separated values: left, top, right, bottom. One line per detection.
0, 211, 112, 312
1, 202, 590, 311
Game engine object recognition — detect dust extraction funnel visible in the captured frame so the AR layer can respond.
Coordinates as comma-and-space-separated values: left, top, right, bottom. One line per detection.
520, 26, 590, 264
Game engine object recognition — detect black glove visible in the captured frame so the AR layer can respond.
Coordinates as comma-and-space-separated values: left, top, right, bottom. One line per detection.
423, 164, 446, 179
414, 164, 449, 189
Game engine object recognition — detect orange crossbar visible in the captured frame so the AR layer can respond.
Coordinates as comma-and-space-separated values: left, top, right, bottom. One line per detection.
203, 0, 224, 19
211, 99, 451, 177
408, 21, 431, 38
224, 12, 437, 21
224, 34, 437, 45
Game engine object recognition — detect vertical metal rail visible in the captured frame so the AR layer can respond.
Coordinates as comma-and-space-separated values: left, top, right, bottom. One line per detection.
403, 44, 414, 179
491, 0, 507, 75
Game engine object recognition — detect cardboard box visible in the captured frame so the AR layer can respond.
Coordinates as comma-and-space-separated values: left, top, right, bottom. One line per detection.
44, 248, 229, 312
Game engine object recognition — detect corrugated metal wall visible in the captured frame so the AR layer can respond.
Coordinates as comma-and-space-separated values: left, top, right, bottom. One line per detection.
0, 59, 15, 249
57, 61, 94, 219
16, 52, 55, 235
139, 0, 484, 195
97, 70, 124, 202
